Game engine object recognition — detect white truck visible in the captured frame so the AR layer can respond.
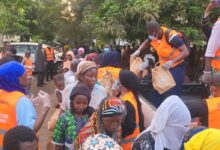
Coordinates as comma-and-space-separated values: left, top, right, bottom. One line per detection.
10, 42, 63, 73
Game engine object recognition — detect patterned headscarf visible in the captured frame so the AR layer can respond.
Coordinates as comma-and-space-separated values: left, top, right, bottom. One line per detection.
0, 61, 26, 94
82, 134, 122, 150
74, 97, 126, 149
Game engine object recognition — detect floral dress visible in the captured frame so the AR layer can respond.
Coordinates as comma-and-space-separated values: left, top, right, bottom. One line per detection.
52, 110, 89, 150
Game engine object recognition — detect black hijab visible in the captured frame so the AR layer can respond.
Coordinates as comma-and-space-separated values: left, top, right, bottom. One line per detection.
119, 70, 145, 131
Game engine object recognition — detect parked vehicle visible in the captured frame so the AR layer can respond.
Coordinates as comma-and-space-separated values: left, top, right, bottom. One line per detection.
10, 42, 63, 73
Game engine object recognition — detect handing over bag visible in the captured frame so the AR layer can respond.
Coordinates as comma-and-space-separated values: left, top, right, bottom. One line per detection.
130, 55, 143, 77
152, 62, 176, 94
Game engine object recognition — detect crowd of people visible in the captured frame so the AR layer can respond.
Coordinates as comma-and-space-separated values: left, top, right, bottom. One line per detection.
1, 1, 220, 150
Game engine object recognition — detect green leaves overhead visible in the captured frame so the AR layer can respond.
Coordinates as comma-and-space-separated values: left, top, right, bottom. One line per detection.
0, 0, 219, 46
81, 0, 160, 42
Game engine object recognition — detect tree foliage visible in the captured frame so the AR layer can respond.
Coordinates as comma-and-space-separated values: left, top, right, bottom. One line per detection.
0, 0, 219, 46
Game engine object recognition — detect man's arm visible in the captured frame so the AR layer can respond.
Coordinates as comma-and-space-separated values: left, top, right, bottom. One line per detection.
53, 48, 55, 60
202, 1, 216, 39
163, 35, 189, 69
172, 44, 189, 64
132, 39, 150, 56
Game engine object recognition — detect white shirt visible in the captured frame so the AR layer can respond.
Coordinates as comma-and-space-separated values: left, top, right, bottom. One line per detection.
89, 84, 107, 109
205, 20, 220, 57
64, 70, 76, 86
136, 95, 191, 150
61, 82, 107, 111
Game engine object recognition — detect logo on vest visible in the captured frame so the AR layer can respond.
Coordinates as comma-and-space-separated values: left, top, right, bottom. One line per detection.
0, 113, 8, 124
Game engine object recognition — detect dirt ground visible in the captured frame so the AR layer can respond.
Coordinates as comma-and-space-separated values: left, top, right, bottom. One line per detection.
31, 75, 56, 150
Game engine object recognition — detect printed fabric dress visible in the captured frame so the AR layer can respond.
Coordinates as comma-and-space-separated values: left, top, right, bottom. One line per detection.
52, 110, 89, 150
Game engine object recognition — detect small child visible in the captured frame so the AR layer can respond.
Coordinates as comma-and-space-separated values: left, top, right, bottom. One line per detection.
47, 73, 65, 150
52, 83, 94, 150
22, 51, 33, 98
53, 73, 65, 107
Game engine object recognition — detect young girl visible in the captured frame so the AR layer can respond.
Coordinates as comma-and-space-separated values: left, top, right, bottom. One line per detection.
52, 83, 94, 150
47, 73, 65, 149
63, 51, 75, 72
53, 73, 65, 107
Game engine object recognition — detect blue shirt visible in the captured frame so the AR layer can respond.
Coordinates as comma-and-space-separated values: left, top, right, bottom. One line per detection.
100, 51, 121, 67
16, 96, 37, 129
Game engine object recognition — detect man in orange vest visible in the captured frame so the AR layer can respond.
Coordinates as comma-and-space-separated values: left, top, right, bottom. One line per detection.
206, 72, 220, 129
22, 51, 33, 98
185, 72, 220, 129
201, 0, 220, 83
45, 45, 55, 81
134, 21, 189, 107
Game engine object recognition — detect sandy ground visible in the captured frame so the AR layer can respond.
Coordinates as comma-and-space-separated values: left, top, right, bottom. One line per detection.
31, 76, 56, 150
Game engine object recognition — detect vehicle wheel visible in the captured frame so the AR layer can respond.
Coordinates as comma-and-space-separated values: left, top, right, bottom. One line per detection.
54, 62, 63, 74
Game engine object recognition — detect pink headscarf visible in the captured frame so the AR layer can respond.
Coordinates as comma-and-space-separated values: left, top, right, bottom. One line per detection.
63, 51, 75, 70
78, 47, 85, 56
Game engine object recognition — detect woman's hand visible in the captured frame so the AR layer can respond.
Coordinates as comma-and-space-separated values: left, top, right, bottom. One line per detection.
38, 90, 51, 108
204, 1, 218, 18
31, 90, 51, 109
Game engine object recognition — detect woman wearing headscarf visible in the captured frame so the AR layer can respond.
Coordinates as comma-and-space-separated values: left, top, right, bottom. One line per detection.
82, 134, 122, 150
132, 95, 191, 150
76, 47, 85, 61
74, 97, 126, 149
181, 128, 220, 150
118, 70, 145, 150
63, 50, 75, 72
0, 61, 51, 147
53, 83, 94, 150
61, 61, 107, 112
85, 52, 99, 64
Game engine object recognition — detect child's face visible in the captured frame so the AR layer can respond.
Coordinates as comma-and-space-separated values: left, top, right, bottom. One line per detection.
25, 53, 31, 58
54, 79, 65, 90
72, 95, 89, 115
67, 55, 73, 61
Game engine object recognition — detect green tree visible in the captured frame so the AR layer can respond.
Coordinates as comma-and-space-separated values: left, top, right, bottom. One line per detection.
0, 0, 62, 42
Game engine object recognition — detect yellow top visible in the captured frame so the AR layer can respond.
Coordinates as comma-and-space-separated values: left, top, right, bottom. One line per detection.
184, 128, 220, 150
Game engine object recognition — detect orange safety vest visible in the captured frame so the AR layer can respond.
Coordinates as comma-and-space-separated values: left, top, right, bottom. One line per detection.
0, 90, 24, 148
120, 91, 140, 150
45, 47, 54, 61
24, 58, 33, 76
206, 97, 220, 129
150, 26, 184, 68
98, 66, 120, 81
211, 19, 220, 71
